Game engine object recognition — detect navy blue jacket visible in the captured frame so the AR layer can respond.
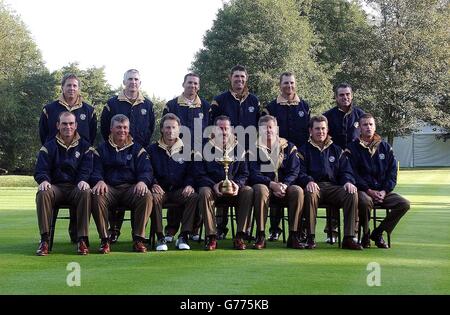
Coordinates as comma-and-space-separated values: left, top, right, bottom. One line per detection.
34, 133, 93, 185
163, 95, 210, 147
323, 104, 365, 149
249, 138, 299, 187
147, 139, 195, 191
101, 92, 155, 148
209, 90, 260, 128
346, 135, 397, 193
39, 97, 97, 145
297, 137, 355, 187
91, 137, 153, 187
195, 140, 249, 189
263, 96, 310, 149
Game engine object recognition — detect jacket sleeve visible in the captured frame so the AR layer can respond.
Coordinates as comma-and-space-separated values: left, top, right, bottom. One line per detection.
100, 105, 111, 143
90, 149, 104, 186
209, 98, 221, 126
297, 147, 315, 188
249, 160, 271, 186
337, 151, 356, 185
89, 111, 98, 145
39, 110, 48, 145
136, 148, 153, 187
282, 146, 300, 186
345, 146, 370, 191
76, 146, 94, 183
195, 160, 216, 188
148, 101, 155, 144
232, 160, 249, 188
34, 146, 51, 184
382, 144, 397, 193
183, 161, 195, 188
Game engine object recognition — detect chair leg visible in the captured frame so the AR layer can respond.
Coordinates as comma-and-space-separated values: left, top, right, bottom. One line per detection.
49, 207, 60, 251
337, 210, 341, 248
325, 207, 334, 245
230, 207, 235, 239
281, 207, 287, 243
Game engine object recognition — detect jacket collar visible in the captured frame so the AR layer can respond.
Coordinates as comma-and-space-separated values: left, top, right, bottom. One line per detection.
58, 94, 83, 111
308, 135, 333, 152
157, 137, 184, 157
209, 135, 238, 158
56, 132, 80, 150
118, 90, 145, 106
108, 134, 134, 152
229, 87, 249, 103
276, 94, 300, 106
338, 103, 354, 118
359, 133, 382, 156
177, 94, 202, 108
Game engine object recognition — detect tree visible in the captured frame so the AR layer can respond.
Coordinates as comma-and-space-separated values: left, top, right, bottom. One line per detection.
0, 1, 55, 173
191, 0, 333, 111
358, 0, 450, 144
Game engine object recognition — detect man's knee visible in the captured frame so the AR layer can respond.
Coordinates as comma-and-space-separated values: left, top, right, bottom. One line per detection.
199, 187, 213, 200
287, 185, 303, 198
253, 184, 269, 198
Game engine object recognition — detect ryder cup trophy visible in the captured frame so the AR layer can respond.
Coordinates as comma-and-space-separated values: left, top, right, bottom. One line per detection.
219, 148, 234, 196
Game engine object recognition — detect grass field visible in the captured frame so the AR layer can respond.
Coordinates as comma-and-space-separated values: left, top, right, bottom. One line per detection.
0, 169, 449, 295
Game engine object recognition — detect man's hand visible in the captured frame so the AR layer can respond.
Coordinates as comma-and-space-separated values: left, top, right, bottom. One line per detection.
182, 185, 194, 197
134, 181, 149, 196
306, 181, 320, 194
270, 181, 286, 198
151, 184, 165, 195
77, 181, 90, 191
92, 180, 108, 195
38, 181, 51, 191
213, 181, 223, 197
344, 182, 357, 194
367, 189, 384, 203
230, 180, 239, 196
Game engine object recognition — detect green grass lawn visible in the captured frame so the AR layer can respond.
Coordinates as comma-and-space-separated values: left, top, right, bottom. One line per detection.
0, 169, 449, 295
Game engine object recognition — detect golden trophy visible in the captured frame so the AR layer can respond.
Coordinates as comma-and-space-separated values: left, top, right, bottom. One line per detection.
219, 149, 234, 196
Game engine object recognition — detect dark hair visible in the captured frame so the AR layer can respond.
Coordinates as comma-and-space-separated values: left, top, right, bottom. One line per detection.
160, 113, 181, 130
183, 72, 200, 84
258, 115, 278, 126
61, 73, 80, 87
110, 114, 129, 129
334, 82, 352, 96
359, 113, 375, 123
58, 111, 76, 123
214, 115, 232, 126
279, 72, 294, 84
309, 115, 328, 129
230, 65, 248, 76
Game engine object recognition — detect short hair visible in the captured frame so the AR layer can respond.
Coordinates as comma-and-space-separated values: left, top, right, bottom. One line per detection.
359, 113, 375, 123
123, 69, 140, 81
110, 114, 130, 129
58, 111, 76, 123
61, 73, 80, 87
230, 65, 248, 76
258, 115, 278, 126
183, 72, 200, 84
309, 115, 328, 129
160, 113, 181, 130
279, 72, 294, 84
214, 115, 232, 126
334, 82, 353, 96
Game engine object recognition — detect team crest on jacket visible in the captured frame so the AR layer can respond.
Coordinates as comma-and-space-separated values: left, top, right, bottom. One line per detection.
79, 114, 86, 120
354, 122, 359, 128
298, 111, 305, 117
198, 113, 204, 119
248, 106, 255, 113
329, 156, 336, 163
379, 153, 385, 160
127, 154, 132, 160
141, 109, 147, 115
75, 151, 80, 158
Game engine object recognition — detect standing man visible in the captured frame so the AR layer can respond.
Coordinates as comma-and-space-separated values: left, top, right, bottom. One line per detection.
249, 115, 305, 249
39, 73, 97, 243
346, 114, 410, 248
148, 113, 198, 251
34, 111, 93, 256
100, 69, 155, 242
91, 114, 153, 254
323, 83, 365, 243
262, 72, 311, 241
162, 73, 210, 241
196, 116, 253, 251
209, 65, 260, 239
297, 115, 362, 250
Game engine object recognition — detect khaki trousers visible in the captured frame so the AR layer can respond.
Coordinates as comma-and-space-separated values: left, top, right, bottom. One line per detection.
152, 189, 198, 235
253, 184, 304, 233
304, 182, 358, 237
36, 183, 91, 238
198, 186, 253, 237
92, 184, 152, 240
358, 191, 410, 234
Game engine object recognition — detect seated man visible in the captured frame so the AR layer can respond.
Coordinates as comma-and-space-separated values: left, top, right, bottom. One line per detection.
196, 115, 253, 251
249, 115, 305, 249
346, 113, 410, 248
91, 114, 153, 254
148, 113, 198, 251
34, 111, 93, 256
297, 115, 362, 250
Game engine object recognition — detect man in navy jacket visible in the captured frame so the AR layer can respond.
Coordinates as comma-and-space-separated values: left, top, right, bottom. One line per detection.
34, 111, 93, 256
297, 115, 362, 250
346, 114, 409, 248
91, 114, 153, 254
148, 113, 198, 251
196, 115, 253, 251
249, 115, 305, 249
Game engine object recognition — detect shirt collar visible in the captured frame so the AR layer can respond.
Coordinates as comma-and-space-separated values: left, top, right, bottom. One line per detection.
176, 94, 202, 108
229, 87, 249, 103
56, 132, 80, 150
108, 134, 134, 152
359, 133, 382, 156
118, 90, 145, 106
308, 135, 333, 152
157, 137, 184, 157
58, 94, 83, 111
276, 94, 300, 106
